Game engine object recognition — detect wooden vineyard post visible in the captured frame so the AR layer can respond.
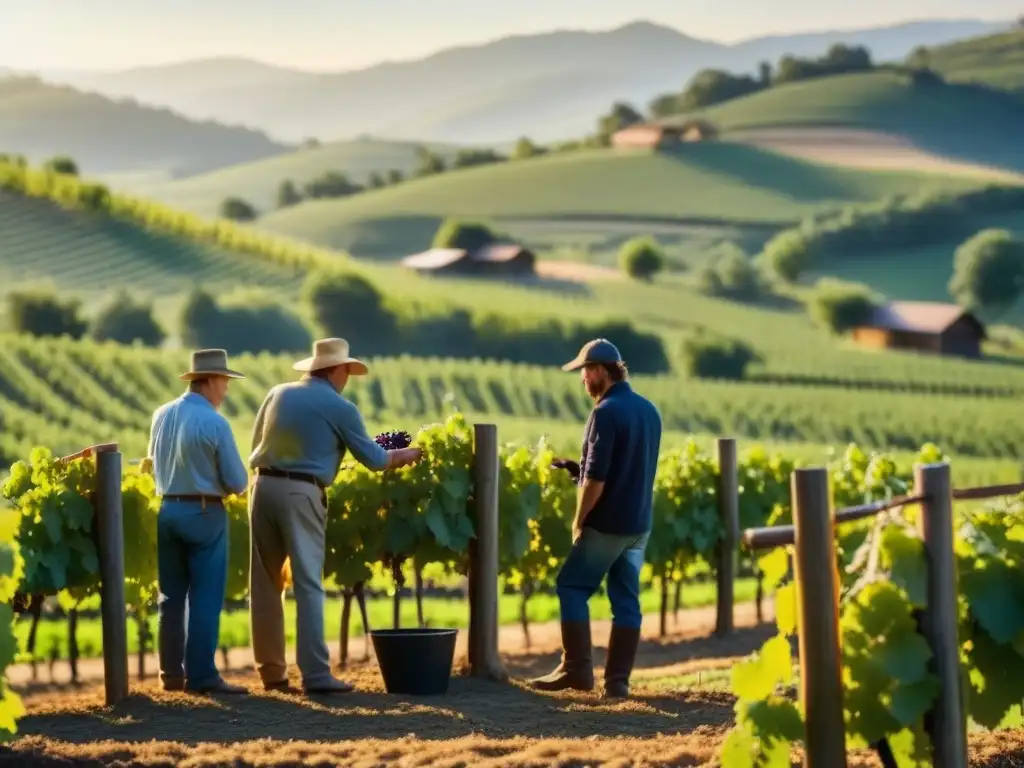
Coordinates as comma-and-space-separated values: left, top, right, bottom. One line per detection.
467, 423, 508, 681
791, 467, 847, 768
94, 446, 129, 705
715, 437, 739, 636
914, 463, 968, 768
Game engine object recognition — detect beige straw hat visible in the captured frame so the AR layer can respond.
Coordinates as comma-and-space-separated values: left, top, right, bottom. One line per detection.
293, 337, 369, 375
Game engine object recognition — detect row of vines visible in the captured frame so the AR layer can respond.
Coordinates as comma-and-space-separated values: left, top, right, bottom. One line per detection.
722, 445, 1024, 767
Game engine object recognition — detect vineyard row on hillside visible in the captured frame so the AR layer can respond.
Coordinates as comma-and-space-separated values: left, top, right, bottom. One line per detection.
3, 336, 1024, 473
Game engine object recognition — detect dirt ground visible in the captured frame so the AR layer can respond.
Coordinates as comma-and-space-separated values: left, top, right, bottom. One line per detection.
2, 605, 1022, 767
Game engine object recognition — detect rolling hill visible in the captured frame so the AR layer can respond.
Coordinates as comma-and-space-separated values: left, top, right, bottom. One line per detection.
685, 71, 1024, 174
41, 19, 1008, 144
130, 137, 475, 217
255, 143, 989, 258
0, 76, 292, 176
923, 26, 1024, 92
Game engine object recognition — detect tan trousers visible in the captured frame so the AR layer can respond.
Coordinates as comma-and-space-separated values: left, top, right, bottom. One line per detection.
248, 475, 332, 688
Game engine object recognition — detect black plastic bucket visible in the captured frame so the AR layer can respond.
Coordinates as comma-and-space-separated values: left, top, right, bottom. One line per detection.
370, 628, 458, 695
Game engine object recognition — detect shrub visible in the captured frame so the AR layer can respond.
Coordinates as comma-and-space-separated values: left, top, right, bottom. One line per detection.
432, 219, 498, 251
807, 278, 880, 334
179, 288, 311, 355
697, 244, 762, 299
7, 288, 88, 339
760, 229, 811, 283
948, 229, 1024, 317
618, 236, 666, 281
678, 332, 758, 380
90, 290, 166, 347
301, 270, 397, 349
219, 197, 258, 221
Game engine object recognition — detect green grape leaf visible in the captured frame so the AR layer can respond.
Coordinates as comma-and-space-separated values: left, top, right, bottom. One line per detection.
879, 527, 927, 608
745, 697, 805, 743
719, 727, 756, 768
774, 582, 798, 636
425, 497, 451, 549
732, 634, 792, 700
961, 559, 1024, 644
759, 548, 789, 593
889, 678, 941, 726
877, 630, 933, 686
0, 687, 25, 742
0, 605, 17, 670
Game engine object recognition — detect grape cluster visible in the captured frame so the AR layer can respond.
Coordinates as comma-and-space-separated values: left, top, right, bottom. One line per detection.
374, 430, 412, 450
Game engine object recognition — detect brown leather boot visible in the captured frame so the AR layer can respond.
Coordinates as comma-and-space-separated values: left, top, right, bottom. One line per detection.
603, 624, 641, 699
529, 621, 594, 692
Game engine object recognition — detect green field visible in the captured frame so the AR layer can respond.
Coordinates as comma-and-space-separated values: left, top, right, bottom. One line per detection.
133, 137, 472, 217
925, 27, 1024, 92
687, 71, 1024, 172
256, 143, 985, 257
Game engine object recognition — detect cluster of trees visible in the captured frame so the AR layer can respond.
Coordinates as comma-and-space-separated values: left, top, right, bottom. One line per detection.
647, 44, 875, 117
6, 289, 166, 347
759, 185, 1024, 286
694, 243, 764, 301
678, 329, 759, 380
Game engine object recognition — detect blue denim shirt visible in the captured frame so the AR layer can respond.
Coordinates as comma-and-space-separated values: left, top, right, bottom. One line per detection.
148, 392, 249, 498
248, 376, 389, 488
579, 381, 662, 536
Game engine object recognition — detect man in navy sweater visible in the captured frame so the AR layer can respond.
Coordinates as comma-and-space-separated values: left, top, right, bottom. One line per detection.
530, 339, 662, 698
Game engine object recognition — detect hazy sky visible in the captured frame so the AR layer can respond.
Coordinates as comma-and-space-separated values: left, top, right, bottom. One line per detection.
3, 0, 1017, 72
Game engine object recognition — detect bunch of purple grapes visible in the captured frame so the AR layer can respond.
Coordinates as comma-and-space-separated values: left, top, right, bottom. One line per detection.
374, 430, 413, 450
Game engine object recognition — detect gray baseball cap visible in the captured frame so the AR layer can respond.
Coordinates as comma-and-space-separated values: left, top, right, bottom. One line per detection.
562, 338, 622, 371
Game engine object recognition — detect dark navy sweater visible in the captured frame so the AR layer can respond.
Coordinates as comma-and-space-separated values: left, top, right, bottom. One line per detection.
578, 381, 662, 536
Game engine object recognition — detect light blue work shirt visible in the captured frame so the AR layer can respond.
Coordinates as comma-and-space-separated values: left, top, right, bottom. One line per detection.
148, 392, 249, 498
248, 376, 389, 488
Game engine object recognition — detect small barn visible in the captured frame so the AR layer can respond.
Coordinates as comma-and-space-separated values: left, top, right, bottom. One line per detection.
612, 120, 718, 150
850, 301, 986, 358
400, 244, 536, 277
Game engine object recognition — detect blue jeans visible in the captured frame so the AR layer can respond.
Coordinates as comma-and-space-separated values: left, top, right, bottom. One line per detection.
157, 500, 228, 690
555, 527, 650, 629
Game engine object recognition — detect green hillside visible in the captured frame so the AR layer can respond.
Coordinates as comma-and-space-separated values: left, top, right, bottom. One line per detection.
924, 27, 1024, 92
689, 71, 1024, 171
132, 138, 472, 217
257, 144, 985, 257
0, 75, 291, 176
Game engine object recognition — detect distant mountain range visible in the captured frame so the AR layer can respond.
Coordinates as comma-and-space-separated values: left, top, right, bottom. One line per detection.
27, 18, 1012, 144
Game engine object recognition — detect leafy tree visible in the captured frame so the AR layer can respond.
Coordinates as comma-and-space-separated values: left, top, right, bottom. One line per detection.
432, 219, 497, 252
512, 137, 544, 160
807, 278, 880, 334
366, 172, 386, 189
385, 169, 405, 185
179, 288, 310, 355
598, 102, 644, 138
948, 229, 1024, 316
90, 290, 166, 347
276, 180, 302, 208
43, 155, 79, 176
678, 331, 758, 379
7, 288, 88, 339
647, 93, 680, 118
219, 197, 258, 221
301, 270, 396, 347
679, 69, 764, 110
303, 171, 362, 199
761, 230, 811, 283
452, 148, 507, 169
758, 61, 772, 85
697, 244, 761, 300
618, 236, 666, 281
413, 147, 446, 178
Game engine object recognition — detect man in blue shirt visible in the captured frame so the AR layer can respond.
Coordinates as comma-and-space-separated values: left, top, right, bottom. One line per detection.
147, 349, 250, 694
530, 339, 662, 699
248, 337, 423, 695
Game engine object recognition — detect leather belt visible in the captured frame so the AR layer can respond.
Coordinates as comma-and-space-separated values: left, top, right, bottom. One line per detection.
255, 467, 326, 489
163, 494, 224, 504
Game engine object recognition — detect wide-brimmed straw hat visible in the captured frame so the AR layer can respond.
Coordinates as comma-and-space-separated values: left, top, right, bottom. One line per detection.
180, 349, 246, 381
293, 337, 369, 375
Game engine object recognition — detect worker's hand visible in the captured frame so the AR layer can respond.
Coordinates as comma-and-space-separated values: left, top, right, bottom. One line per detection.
572, 522, 583, 545
388, 447, 423, 469
139, 457, 154, 475
551, 458, 581, 482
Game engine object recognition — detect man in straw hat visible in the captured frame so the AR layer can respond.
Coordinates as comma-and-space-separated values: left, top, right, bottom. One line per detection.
530, 339, 661, 699
248, 337, 423, 694
146, 349, 251, 694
